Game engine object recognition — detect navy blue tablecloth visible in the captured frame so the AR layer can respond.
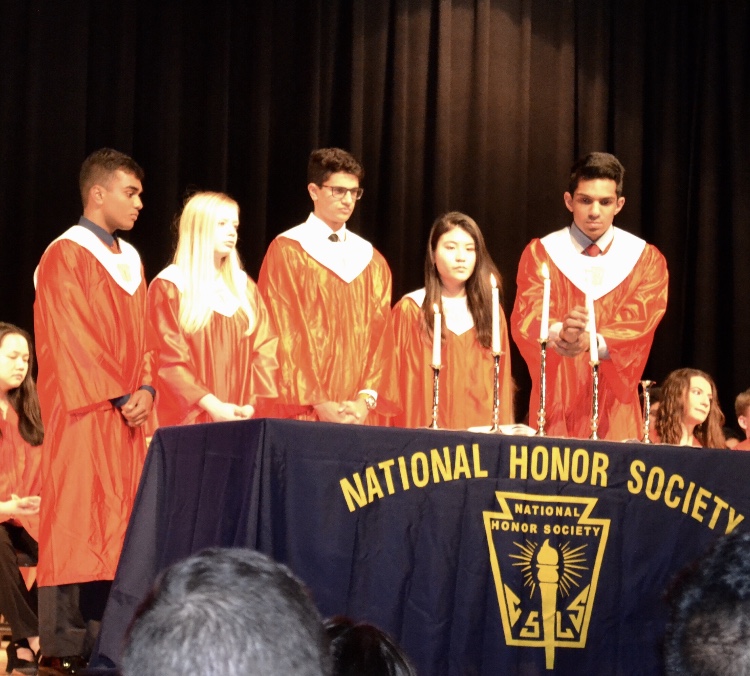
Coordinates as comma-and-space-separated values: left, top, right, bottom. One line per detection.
92, 419, 750, 675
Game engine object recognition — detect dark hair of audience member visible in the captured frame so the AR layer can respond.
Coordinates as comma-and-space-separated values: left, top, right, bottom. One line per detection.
0, 323, 44, 446
664, 530, 750, 674
325, 616, 416, 676
568, 152, 625, 197
422, 211, 502, 351
655, 368, 725, 448
121, 547, 331, 676
307, 148, 364, 186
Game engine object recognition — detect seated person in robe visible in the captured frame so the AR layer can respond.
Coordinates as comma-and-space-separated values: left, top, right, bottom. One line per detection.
0, 323, 43, 672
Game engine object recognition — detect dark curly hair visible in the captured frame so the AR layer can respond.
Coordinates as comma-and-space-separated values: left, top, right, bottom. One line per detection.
655, 368, 725, 448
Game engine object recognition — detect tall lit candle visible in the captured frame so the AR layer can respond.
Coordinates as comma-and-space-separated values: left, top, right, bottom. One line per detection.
540, 263, 551, 341
490, 274, 501, 354
586, 293, 598, 363
432, 303, 442, 367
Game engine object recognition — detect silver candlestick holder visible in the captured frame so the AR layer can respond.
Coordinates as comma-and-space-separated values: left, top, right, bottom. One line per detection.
428, 364, 441, 429
536, 339, 548, 436
640, 379, 656, 443
590, 361, 600, 440
489, 352, 502, 432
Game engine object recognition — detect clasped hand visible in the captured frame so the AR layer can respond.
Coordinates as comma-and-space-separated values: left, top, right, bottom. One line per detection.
314, 399, 369, 424
121, 389, 154, 427
553, 305, 592, 358
0, 494, 41, 517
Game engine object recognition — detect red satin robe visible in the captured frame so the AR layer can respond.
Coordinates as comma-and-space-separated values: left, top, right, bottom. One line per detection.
0, 407, 41, 540
258, 236, 397, 423
147, 274, 279, 426
511, 238, 668, 440
34, 239, 152, 586
391, 294, 513, 429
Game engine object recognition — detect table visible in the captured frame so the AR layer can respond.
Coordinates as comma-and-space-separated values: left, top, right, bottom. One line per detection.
93, 419, 750, 674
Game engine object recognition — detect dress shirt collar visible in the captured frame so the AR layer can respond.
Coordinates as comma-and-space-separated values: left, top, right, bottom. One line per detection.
569, 223, 614, 254
307, 212, 348, 242
78, 216, 118, 248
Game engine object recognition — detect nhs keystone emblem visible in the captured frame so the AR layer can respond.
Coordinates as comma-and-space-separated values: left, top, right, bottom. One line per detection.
483, 492, 610, 670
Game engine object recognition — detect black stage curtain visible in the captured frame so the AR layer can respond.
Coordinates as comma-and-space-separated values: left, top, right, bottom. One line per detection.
1, 0, 748, 422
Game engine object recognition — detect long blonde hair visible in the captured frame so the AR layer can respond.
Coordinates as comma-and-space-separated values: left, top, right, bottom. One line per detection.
173, 192, 254, 334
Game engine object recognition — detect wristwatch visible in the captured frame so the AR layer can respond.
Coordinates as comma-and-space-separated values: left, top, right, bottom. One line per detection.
358, 393, 377, 411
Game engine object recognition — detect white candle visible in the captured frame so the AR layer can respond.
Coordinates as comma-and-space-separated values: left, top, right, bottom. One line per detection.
540, 263, 551, 341
490, 274, 501, 354
432, 303, 442, 367
586, 293, 598, 363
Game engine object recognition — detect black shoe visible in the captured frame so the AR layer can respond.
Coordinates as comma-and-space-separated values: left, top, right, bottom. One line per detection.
37, 655, 87, 674
6, 638, 38, 674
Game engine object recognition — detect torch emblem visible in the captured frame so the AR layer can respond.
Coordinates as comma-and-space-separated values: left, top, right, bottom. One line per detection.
483, 492, 610, 669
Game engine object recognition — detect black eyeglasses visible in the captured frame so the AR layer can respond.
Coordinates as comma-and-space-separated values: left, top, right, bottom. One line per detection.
320, 185, 364, 200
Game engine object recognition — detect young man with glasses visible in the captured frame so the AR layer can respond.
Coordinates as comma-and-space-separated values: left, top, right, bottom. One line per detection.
258, 147, 395, 424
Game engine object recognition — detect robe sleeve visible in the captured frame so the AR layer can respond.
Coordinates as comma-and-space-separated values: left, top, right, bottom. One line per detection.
246, 280, 280, 410
258, 238, 329, 405
390, 297, 428, 427
146, 278, 211, 413
35, 241, 148, 414
358, 253, 399, 415
597, 244, 669, 400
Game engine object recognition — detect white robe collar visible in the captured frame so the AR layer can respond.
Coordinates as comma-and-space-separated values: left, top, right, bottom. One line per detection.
278, 213, 373, 283
155, 264, 244, 317
34, 225, 142, 295
540, 226, 646, 299
405, 289, 475, 336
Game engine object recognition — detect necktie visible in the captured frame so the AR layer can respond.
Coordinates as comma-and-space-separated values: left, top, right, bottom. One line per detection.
328, 233, 339, 242
583, 242, 601, 257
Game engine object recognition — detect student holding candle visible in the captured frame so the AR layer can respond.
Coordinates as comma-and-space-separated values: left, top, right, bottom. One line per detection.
391, 212, 513, 429
511, 152, 668, 440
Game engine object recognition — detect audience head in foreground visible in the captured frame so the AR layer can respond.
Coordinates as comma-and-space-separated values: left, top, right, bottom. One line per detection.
653, 368, 725, 448
665, 530, 750, 675
325, 616, 416, 676
121, 547, 331, 676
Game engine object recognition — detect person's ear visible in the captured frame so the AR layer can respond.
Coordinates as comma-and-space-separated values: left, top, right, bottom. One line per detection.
308, 183, 319, 201
563, 192, 574, 213
614, 196, 626, 215
739, 415, 748, 433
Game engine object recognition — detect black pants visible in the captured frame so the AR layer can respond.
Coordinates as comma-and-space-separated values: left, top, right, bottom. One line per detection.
0, 522, 38, 642
39, 580, 111, 659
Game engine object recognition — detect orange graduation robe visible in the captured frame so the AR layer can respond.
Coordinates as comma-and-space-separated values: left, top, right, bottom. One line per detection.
511, 229, 668, 440
146, 268, 279, 427
0, 406, 41, 540
34, 229, 152, 586
391, 292, 513, 429
257, 216, 397, 423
